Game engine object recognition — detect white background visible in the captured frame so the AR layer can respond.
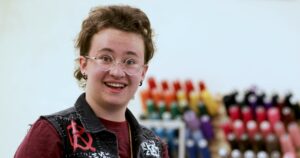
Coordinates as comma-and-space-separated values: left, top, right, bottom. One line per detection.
1, 0, 300, 157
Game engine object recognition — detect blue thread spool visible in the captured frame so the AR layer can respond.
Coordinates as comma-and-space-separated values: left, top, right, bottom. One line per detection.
197, 139, 211, 158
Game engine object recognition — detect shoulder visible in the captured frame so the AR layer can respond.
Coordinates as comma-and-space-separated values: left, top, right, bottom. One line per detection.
14, 118, 63, 158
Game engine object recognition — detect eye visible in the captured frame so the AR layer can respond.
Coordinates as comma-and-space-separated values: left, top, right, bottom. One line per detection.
124, 58, 137, 66
97, 55, 113, 63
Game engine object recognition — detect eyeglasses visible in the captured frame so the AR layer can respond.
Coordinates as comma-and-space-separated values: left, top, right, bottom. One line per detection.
84, 54, 145, 76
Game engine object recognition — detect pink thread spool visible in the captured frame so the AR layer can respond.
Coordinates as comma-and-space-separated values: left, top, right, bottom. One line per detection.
283, 152, 296, 158
247, 120, 258, 139
260, 121, 272, 137
287, 122, 300, 149
267, 107, 280, 129
273, 121, 286, 138
280, 134, 296, 155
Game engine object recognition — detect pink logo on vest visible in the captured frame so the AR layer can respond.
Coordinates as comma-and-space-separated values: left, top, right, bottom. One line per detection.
67, 120, 96, 152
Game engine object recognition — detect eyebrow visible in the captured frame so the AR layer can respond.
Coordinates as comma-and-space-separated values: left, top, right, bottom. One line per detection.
97, 48, 139, 57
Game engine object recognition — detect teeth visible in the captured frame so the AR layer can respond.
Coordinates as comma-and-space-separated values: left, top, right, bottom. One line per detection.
106, 82, 125, 88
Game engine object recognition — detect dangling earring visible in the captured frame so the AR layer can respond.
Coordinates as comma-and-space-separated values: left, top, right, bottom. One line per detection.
139, 81, 143, 86
82, 72, 88, 80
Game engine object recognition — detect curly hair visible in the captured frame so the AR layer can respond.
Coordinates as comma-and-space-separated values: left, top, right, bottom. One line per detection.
74, 5, 155, 87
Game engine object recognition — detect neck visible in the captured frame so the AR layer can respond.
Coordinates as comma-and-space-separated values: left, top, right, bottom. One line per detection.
85, 95, 127, 122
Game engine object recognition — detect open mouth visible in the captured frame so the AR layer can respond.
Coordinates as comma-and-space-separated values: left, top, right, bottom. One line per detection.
104, 82, 127, 89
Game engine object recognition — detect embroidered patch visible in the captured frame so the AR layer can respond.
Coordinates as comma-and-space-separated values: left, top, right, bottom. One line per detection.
141, 140, 160, 157
67, 120, 96, 152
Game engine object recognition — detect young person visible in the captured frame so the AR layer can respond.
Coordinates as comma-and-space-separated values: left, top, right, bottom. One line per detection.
15, 5, 169, 158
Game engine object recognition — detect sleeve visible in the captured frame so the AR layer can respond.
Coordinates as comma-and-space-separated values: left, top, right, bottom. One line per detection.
14, 118, 63, 158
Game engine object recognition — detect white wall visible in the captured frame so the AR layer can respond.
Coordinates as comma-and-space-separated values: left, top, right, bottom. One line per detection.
1, 0, 299, 157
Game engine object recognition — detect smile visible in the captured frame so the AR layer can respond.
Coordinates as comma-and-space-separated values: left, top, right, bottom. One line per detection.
104, 82, 127, 89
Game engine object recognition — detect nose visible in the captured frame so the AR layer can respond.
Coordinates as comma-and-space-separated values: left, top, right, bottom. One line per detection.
108, 62, 126, 78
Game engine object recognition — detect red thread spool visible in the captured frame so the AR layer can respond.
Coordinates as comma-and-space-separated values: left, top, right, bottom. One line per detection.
233, 119, 245, 139
229, 106, 240, 121
255, 106, 266, 125
242, 106, 253, 124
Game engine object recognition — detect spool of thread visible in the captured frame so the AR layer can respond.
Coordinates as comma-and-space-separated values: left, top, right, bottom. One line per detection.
199, 81, 219, 116
242, 106, 253, 124
282, 152, 296, 158
263, 95, 273, 109
239, 133, 250, 152
200, 115, 214, 141
231, 149, 242, 158
247, 120, 258, 139
172, 80, 182, 93
252, 133, 265, 152
280, 134, 296, 155
291, 103, 300, 120
229, 105, 240, 121
165, 128, 176, 157
244, 150, 256, 158
185, 79, 194, 97
198, 102, 208, 116
287, 122, 300, 149
177, 90, 187, 103
256, 106, 266, 125
170, 102, 180, 119
161, 80, 169, 91
154, 127, 165, 139
270, 151, 281, 158
221, 119, 233, 137
147, 77, 157, 90
248, 94, 258, 117
164, 90, 176, 109
140, 89, 151, 112
267, 107, 280, 129
186, 139, 197, 158
260, 121, 272, 137
265, 133, 281, 153
183, 110, 200, 130
189, 91, 200, 113
151, 89, 163, 106
273, 121, 286, 138
233, 119, 245, 139
218, 147, 229, 158
158, 101, 166, 119
191, 129, 203, 141
227, 132, 239, 149
162, 112, 171, 120
282, 106, 295, 126
257, 151, 269, 158
197, 139, 211, 158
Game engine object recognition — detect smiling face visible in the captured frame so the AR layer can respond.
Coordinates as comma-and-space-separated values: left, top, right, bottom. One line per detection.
80, 28, 148, 110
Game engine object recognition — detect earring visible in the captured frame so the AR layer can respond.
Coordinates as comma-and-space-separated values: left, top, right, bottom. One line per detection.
139, 81, 143, 86
82, 72, 88, 80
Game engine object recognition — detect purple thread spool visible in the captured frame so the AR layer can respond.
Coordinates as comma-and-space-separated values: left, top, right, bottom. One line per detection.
200, 115, 214, 141
183, 110, 200, 131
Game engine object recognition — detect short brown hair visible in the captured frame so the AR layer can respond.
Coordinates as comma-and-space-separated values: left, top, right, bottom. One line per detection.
74, 5, 155, 87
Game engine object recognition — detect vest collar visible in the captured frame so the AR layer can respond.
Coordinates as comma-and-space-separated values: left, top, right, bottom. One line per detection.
74, 93, 141, 134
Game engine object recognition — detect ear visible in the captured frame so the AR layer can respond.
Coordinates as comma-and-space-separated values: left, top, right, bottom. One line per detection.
79, 56, 88, 74
141, 65, 148, 80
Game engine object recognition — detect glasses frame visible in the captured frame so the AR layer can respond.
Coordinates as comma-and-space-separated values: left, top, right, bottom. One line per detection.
84, 55, 146, 76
